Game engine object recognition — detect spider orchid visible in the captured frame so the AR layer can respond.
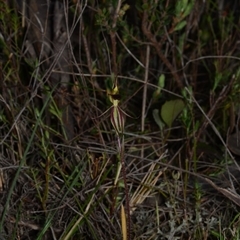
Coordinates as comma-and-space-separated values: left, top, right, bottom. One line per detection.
108, 84, 126, 136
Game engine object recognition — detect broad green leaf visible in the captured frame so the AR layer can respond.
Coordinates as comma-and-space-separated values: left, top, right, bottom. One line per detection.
161, 99, 185, 127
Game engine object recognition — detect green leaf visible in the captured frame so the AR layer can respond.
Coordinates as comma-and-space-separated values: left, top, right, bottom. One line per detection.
152, 74, 165, 101
161, 99, 185, 127
152, 109, 165, 130
175, 0, 190, 16
174, 20, 187, 31
212, 68, 224, 92
142, 3, 149, 10
175, 1, 183, 16
182, 0, 194, 18
158, 74, 165, 89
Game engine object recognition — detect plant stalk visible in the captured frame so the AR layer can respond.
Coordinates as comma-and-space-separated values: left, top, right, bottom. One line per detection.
117, 135, 131, 240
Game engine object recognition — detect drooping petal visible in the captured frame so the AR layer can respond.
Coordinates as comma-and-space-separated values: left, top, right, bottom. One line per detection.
110, 106, 125, 135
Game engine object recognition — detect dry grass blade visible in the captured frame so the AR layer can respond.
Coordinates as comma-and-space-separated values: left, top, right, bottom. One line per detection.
130, 154, 166, 214
121, 204, 127, 240
203, 177, 240, 207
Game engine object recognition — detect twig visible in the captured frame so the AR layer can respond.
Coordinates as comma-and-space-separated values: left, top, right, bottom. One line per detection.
196, 76, 235, 141
110, 0, 122, 76
116, 32, 145, 68
141, 1, 183, 89
140, 45, 150, 164
141, 45, 150, 132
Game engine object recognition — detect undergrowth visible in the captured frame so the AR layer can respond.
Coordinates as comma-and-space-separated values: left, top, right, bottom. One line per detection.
1, 0, 240, 239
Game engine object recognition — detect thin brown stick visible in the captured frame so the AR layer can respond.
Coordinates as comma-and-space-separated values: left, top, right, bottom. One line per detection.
82, 22, 93, 73
141, 45, 150, 133
110, 32, 117, 76
140, 45, 150, 174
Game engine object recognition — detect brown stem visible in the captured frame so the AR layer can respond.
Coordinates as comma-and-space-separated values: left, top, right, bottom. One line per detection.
141, 3, 183, 90
110, 31, 118, 76
110, 0, 122, 77
82, 23, 93, 73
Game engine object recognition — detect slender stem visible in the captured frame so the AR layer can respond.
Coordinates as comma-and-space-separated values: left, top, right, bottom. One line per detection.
141, 45, 150, 132
110, 0, 122, 76
117, 135, 131, 240
140, 45, 150, 162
